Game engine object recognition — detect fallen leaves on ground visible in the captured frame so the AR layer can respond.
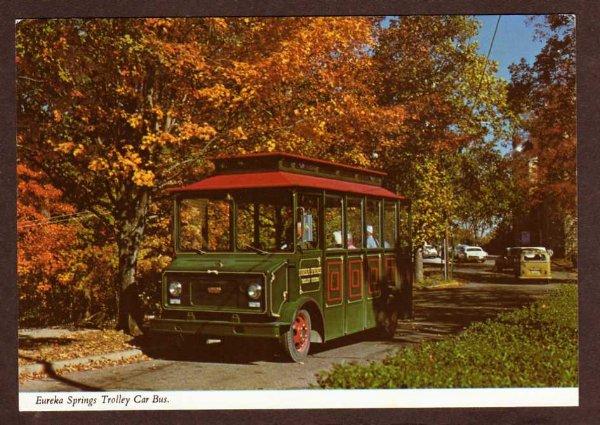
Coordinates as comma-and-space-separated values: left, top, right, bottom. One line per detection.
18, 329, 139, 367
18, 352, 151, 383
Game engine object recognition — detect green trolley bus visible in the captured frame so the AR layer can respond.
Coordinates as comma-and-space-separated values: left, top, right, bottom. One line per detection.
149, 152, 412, 362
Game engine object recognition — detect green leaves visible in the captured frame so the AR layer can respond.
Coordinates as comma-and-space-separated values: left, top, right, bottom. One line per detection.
372, 16, 515, 246
317, 285, 578, 389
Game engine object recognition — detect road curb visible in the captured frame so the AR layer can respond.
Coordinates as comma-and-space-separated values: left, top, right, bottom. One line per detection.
19, 348, 143, 376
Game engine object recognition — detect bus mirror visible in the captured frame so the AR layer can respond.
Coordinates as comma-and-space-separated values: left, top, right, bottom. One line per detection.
303, 213, 313, 242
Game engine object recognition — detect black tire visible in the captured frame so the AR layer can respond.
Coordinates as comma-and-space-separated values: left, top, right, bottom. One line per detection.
377, 303, 399, 339
280, 309, 311, 362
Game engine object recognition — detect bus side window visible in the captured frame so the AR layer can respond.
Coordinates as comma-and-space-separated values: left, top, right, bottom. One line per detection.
346, 197, 362, 250
383, 200, 396, 249
365, 198, 381, 249
297, 193, 321, 250
325, 195, 343, 249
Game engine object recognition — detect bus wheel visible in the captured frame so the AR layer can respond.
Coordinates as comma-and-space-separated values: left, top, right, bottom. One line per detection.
280, 309, 311, 362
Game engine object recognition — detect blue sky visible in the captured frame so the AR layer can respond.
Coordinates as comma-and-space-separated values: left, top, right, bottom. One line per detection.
475, 15, 545, 80
381, 15, 546, 80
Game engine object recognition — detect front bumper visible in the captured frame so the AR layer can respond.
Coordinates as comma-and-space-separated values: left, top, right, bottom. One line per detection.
149, 318, 289, 339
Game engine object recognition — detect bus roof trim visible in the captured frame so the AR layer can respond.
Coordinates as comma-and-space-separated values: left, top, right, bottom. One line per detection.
168, 171, 404, 199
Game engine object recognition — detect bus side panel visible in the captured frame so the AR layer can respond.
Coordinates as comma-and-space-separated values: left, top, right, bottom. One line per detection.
345, 256, 365, 334
323, 257, 345, 340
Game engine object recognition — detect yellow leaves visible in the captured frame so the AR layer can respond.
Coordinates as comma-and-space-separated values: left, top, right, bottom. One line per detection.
73, 144, 85, 157
115, 85, 136, 96
229, 126, 248, 140
178, 122, 217, 141
88, 158, 109, 172
132, 169, 155, 187
141, 133, 159, 149
127, 113, 143, 129
55, 141, 75, 154
212, 18, 229, 31
53, 140, 84, 157
151, 106, 164, 120
195, 83, 231, 106
141, 131, 177, 150
265, 139, 277, 152
52, 110, 62, 122
122, 150, 142, 170
57, 271, 74, 285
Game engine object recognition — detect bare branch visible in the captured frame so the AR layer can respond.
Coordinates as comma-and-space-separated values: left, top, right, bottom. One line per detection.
17, 76, 44, 83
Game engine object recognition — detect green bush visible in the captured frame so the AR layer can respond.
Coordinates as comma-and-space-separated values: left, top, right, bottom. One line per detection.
317, 285, 578, 388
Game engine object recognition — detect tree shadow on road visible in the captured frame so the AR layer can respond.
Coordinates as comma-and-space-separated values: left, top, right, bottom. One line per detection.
19, 354, 104, 391
384, 285, 551, 346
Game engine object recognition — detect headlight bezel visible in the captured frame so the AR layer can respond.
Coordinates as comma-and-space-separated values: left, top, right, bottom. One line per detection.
168, 281, 183, 297
247, 283, 262, 300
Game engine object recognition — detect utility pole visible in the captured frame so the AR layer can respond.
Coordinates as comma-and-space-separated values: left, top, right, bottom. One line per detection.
443, 229, 448, 280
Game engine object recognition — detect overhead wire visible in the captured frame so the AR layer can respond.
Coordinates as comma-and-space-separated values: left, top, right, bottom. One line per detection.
18, 210, 113, 229
18, 210, 93, 226
473, 15, 502, 107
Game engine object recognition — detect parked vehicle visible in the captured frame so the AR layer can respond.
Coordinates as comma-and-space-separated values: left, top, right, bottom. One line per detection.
493, 247, 552, 280
149, 152, 412, 362
422, 244, 438, 258
455, 245, 488, 263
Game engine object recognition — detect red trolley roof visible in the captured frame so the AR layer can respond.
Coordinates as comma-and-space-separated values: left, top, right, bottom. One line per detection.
169, 171, 403, 200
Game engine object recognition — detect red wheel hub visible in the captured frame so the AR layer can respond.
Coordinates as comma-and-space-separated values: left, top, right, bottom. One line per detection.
292, 313, 309, 351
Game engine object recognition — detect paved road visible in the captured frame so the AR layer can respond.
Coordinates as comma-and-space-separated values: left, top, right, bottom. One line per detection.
426, 258, 577, 283
20, 279, 563, 392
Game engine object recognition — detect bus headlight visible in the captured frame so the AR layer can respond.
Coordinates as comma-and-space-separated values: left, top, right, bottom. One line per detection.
169, 281, 182, 297
247, 283, 262, 300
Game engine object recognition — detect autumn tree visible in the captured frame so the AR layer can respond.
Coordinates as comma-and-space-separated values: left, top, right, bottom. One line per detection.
200, 17, 406, 165
507, 15, 576, 257
17, 19, 241, 333
371, 16, 514, 249
16, 17, 406, 332
17, 164, 116, 325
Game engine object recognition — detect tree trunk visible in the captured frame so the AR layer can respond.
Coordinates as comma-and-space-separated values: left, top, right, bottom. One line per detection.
414, 248, 424, 283
115, 190, 150, 336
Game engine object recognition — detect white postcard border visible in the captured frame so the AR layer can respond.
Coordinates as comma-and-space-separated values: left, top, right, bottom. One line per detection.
20, 388, 579, 411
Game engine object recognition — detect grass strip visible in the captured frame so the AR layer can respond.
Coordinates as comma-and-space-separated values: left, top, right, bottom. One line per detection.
317, 285, 578, 388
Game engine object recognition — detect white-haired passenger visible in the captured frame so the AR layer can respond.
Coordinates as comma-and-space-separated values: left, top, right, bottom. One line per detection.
366, 224, 379, 248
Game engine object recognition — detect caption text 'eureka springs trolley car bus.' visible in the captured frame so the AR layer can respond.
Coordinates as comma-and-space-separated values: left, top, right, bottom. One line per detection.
149, 152, 413, 362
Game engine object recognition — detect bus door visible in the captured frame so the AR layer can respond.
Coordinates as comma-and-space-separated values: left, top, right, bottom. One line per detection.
345, 196, 365, 334
323, 194, 345, 340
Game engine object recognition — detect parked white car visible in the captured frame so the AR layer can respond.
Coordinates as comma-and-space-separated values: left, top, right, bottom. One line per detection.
422, 244, 439, 258
456, 245, 488, 263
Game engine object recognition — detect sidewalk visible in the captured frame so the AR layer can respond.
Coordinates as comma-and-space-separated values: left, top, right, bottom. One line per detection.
18, 327, 149, 381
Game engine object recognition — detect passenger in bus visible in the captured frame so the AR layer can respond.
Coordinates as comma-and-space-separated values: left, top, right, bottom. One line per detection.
280, 221, 302, 250
347, 233, 357, 249
332, 230, 343, 248
366, 225, 379, 248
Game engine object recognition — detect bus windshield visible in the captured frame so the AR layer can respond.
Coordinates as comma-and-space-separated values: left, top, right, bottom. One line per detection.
178, 190, 293, 253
